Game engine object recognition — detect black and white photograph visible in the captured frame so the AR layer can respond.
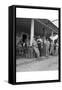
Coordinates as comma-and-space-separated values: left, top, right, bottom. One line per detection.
16, 18, 59, 72
15, 6, 60, 83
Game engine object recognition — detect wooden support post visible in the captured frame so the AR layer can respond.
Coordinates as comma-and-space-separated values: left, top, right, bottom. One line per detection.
30, 19, 34, 46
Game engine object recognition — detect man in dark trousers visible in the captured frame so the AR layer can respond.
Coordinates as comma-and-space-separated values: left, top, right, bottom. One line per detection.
37, 36, 43, 57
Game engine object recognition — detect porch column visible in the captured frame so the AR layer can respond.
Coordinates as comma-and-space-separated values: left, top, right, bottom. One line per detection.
51, 31, 54, 42
30, 19, 34, 46
51, 31, 53, 37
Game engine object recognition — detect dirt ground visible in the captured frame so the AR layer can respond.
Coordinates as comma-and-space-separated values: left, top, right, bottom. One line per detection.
16, 56, 58, 72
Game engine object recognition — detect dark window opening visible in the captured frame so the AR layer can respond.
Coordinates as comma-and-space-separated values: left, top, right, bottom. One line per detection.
22, 34, 27, 42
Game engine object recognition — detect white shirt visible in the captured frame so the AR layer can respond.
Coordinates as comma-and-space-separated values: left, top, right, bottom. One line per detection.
37, 38, 43, 43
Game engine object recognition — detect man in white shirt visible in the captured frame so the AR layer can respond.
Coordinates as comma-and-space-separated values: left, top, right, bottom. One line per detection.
32, 37, 40, 58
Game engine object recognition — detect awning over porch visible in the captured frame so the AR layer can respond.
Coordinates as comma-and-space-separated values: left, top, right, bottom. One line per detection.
16, 18, 58, 38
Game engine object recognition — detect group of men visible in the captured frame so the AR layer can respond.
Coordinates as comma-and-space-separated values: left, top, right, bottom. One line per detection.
32, 36, 58, 58
16, 34, 58, 58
